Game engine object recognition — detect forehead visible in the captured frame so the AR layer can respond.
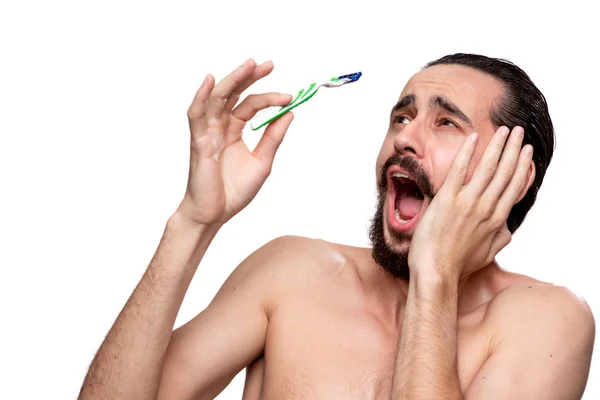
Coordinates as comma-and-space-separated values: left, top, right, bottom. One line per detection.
400, 64, 504, 124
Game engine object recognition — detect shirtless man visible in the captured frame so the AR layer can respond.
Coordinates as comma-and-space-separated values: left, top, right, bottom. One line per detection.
78, 53, 595, 400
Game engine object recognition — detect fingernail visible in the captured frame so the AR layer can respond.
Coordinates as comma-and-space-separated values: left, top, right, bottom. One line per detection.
524, 145, 533, 155
499, 126, 510, 136
514, 126, 524, 137
243, 58, 255, 67
470, 132, 479, 142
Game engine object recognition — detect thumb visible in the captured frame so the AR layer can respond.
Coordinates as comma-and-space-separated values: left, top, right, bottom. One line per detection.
253, 112, 294, 168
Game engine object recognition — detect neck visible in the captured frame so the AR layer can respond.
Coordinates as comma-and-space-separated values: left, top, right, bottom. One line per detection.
456, 261, 502, 315
361, 249, 503, 324
359, 255, 410, 326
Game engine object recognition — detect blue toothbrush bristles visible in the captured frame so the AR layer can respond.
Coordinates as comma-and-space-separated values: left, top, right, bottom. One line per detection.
337, 72, 362, 82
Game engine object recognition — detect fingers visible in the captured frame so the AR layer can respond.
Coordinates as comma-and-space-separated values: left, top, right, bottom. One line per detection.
187, 74, 216, 121
225, 92, 292, 146
480, 126, 525, 202
445, 132, 479, 192
465, 126, 510, 197
232, 92, 293, 122
253, 112, 294, 168
223, 61, 275, 114
494, 144, 533, 219
204, 59, 258, 119
224, 92, 292, 146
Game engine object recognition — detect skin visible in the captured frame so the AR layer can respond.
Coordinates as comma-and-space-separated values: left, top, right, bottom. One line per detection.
78, 60, 595, 400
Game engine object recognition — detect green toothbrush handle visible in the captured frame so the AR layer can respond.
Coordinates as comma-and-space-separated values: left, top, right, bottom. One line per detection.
250, 82, 319, 130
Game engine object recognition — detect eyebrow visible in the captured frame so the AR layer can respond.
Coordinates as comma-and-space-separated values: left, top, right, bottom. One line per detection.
390, 94, 474, 130
430, 95, 474, 129
390, 94, 416, 115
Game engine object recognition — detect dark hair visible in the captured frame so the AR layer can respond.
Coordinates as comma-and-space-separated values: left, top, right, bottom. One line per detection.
423, 53, 555, 234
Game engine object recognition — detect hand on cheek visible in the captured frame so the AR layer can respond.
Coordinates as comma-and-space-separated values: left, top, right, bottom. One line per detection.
408, 126, 534, 282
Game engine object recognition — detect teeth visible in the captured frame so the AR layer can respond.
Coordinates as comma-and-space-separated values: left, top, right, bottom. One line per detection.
392, 172, 409, 179
392, 171, 413, 224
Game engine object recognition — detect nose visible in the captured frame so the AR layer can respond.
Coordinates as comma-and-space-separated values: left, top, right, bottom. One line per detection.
393, 119, 425, 158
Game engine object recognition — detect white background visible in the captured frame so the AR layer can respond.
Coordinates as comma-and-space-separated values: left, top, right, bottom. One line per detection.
1, 0, 598, 398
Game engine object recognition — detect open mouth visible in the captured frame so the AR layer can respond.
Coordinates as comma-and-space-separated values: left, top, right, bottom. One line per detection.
386, 168, 426, 232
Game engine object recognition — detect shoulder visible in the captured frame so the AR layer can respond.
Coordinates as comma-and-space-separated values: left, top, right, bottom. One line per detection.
471, 280, 596, 398
222, 235, 354, 298
486, 281, 595, 361
253, 235, 331, 258
488, 281, 594, 329
249, 235, 346, 270
226, 235, 328, 275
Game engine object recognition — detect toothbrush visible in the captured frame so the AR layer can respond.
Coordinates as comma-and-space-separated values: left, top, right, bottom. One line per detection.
249, 72, 362, 131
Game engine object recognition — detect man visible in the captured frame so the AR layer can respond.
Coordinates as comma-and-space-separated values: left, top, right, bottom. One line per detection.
78, 54, 595, 399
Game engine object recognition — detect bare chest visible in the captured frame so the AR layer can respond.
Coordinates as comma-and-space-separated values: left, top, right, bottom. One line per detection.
248, 295, 491, 400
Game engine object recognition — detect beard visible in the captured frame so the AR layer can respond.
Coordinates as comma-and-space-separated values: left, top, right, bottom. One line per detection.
368, 154, 435, 281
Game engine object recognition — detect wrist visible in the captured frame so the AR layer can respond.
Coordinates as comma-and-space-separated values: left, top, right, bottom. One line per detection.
168, 211, 223, 236
161, 212, 222, 270
411, 262, 461, 292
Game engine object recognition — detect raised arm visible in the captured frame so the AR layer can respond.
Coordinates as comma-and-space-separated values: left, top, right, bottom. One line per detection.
78, 58, 294, 400
158, 234, 302, 399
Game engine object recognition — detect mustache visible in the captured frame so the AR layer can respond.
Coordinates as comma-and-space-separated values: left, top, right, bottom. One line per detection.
378, 154, 435, 199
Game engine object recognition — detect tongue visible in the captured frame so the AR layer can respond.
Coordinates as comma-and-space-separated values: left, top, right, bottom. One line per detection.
398, 195, 423, 220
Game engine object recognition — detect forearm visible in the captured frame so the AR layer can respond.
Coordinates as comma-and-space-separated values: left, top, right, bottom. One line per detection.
391, 271, 462, 400
78, 213, 221, 400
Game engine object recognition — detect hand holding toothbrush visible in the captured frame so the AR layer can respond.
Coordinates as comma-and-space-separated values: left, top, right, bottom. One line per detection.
175, 59, 294, 228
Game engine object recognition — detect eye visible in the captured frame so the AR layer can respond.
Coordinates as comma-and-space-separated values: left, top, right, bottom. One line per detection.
394, 115, 410, 125
440, 118, 458, 128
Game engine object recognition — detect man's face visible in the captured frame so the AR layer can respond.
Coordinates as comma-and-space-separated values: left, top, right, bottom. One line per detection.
370, 64, 505, 280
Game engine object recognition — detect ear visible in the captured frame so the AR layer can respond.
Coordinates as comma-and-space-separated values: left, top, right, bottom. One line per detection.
517, 160, 536, 203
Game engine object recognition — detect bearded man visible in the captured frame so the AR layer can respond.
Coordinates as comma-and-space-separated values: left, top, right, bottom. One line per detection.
78, 53, 595, 400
